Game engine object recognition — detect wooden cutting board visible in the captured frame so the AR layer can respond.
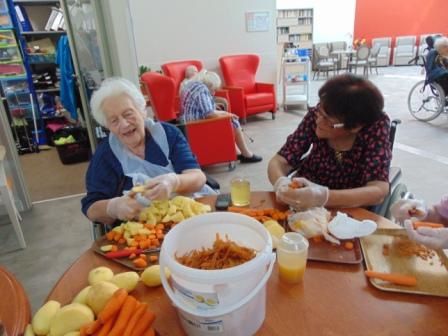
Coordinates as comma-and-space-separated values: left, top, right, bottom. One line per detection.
361, 228, 448, 297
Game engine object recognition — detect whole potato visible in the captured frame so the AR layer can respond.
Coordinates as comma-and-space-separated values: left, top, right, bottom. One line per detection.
86, 281, 119, 315
87, 266, 114, 285
109, 271, 139, 292
32, 300, 61, 335
72, 285, 91, 305
49, 303, 94, 336
141, 265, 171, 287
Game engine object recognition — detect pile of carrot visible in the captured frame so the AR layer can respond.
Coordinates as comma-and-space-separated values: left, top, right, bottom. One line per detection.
227, 206, 289, 223
80, 288, 156, 336
105, 223, 166, 250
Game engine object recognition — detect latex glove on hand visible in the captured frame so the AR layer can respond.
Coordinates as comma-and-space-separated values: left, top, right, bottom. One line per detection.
106, 195, 143, 221
390, 199, 427, 223
143, 173, 180, 201
404, 220, 448, 250
275, 177, 329, 211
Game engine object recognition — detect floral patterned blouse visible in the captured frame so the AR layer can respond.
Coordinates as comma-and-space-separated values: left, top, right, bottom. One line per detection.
278, 106, 392, 189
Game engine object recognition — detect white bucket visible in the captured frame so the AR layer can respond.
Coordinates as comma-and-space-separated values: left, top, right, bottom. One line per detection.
160, 212, 275, 336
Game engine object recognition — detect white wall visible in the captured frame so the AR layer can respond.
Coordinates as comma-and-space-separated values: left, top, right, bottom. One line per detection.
129, 0, 277, 83
277, 0, 356, 45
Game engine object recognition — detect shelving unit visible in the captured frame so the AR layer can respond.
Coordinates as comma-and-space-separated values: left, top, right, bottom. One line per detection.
277, 9, 313, 50
281, 57, 310, 110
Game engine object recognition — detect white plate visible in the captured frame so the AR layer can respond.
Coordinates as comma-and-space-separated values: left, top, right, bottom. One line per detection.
328, 212, 377, 239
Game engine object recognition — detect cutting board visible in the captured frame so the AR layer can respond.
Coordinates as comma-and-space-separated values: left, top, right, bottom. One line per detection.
361, 228, 448, 297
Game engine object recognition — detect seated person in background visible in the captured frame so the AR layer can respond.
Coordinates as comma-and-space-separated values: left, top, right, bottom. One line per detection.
180, 70, 262, 163
391, 196, 448, 249
268, 74, 391, 210
427, 36, 448, 95
179, 65, 199, 94
180, 65, 228, 111
82, 77, 209, 225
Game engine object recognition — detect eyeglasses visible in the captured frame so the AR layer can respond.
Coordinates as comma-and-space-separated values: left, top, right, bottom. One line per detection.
316, 104, 345, 129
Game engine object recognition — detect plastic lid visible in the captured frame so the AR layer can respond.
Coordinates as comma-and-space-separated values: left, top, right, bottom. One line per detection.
278, 232, 309, 252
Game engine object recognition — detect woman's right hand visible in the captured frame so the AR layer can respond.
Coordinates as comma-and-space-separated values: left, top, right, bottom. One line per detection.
106, 196, 143, 221
390, 199, 427, 223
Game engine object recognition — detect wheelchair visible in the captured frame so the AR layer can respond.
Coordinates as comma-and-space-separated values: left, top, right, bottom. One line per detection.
408, 55, 448, 122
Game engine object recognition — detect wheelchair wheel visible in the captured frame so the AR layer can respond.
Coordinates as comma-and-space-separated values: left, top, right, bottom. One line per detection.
408, 80, 445, 121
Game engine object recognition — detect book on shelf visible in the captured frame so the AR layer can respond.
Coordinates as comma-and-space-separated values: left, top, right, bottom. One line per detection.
45, 7, 64, 32
14, 5, 32, 32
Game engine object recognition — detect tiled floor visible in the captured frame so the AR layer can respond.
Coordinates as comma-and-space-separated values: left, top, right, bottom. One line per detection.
1, 65, 448, 313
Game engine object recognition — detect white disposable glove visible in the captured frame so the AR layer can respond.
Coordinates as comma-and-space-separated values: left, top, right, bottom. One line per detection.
276, 177, 329, 211
143, 173, 180, 201
106, 196, 143, 221
390, 199, 427, 223
273, 176, 291, 193
404, 220, 448, 250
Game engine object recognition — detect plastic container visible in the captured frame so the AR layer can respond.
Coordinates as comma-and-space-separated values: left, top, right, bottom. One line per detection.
53, 126, 91, 164
277, 232, 309, 284
160, 212, 275, 336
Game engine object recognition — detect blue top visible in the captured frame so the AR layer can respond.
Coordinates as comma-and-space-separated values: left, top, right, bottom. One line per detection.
81, 122, 199, 216
426, 49, 448, 82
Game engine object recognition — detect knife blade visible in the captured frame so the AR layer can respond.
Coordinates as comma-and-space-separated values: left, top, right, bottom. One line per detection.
105, 247, 161, 259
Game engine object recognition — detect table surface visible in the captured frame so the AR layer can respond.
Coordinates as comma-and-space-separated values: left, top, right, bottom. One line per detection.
0, 267, 31, 336
47, 192, 448, 336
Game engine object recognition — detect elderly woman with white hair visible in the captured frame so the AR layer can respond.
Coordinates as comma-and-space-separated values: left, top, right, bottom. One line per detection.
180, 71, 262, 163
81, 77, 208, 224
427, 36, 448, 95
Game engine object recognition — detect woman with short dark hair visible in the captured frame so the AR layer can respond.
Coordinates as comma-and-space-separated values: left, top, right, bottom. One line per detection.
268, 74, 391, 210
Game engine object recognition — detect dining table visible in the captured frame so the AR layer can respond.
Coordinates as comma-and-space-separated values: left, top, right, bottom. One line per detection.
47, 192, 448, 336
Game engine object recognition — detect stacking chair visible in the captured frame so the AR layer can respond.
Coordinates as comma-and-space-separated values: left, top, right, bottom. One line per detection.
371, 37, 392, 66
0, 266, 31, 336
313, 45, 336, 79
393, 36, 417, 66
368, 43, 381, 75
330, 41, 349, 70
348, 45, 370, 77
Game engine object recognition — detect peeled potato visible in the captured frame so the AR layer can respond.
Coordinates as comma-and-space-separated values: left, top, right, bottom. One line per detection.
109, 272, 139, 292
32, 300, 61, 335
141, 265, 171, 287
88, 266, 114, 285
86, 281, 119, 315
49, 303, 94, 336
63, 332, 81, 336
72, 285, 91, 305
24, 324, 35, 336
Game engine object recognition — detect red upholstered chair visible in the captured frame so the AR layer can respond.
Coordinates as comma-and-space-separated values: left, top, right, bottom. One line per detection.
140, 71, 178, 122
141, 71, 237, 169
219, 54, 277, 123
161, 60, 231, 111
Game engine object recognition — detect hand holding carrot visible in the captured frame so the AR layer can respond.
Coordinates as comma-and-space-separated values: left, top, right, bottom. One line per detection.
404, 220, 448, 250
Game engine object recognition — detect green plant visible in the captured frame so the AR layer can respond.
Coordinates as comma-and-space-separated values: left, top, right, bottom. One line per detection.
139, 65, 151, 76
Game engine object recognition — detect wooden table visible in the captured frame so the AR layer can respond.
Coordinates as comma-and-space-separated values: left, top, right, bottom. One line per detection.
0, 266, 31, 336
47, 192, 448, 336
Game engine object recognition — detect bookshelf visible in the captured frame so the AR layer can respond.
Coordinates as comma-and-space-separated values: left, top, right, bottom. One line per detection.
277, 8, 313, 50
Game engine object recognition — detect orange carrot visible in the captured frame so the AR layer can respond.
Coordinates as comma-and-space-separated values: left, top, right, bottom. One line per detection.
413, 221, 444, 229
108, 295, 138, 336
80, 325, 89, 336
289, 180, 304, 189
133, 257, 148, 268
110, 245, 118, 252
149, 255, 158, 262
364, 270, 417, 286
122, 302, 148, 336
98, 288, 128, 323
85, 319, 102, 335
344, 241, 354, 250
130, 310, 156, 336
143, 327, 156, 336
97, 313, 117, 336
106, 231, 115, 241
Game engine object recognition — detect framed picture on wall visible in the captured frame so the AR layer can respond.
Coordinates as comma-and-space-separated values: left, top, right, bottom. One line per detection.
246, 11, 270, 32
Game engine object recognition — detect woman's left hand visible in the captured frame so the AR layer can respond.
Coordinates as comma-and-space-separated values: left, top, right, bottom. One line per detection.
143, 173, 180, 201
276, 177, 329, 211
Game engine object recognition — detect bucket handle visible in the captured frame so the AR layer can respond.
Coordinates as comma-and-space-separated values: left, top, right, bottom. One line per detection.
160, 252, 276, 318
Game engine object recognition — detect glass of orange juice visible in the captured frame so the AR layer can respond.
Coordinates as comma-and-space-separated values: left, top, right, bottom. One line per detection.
277, 232, 309, 284
230, 177, 250, 207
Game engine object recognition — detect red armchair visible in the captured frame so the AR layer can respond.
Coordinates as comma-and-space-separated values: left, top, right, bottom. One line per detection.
161, 60, 231, 111
219, 54, 276, 122
141, 71, 237, 169
140, 71, 178, 122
